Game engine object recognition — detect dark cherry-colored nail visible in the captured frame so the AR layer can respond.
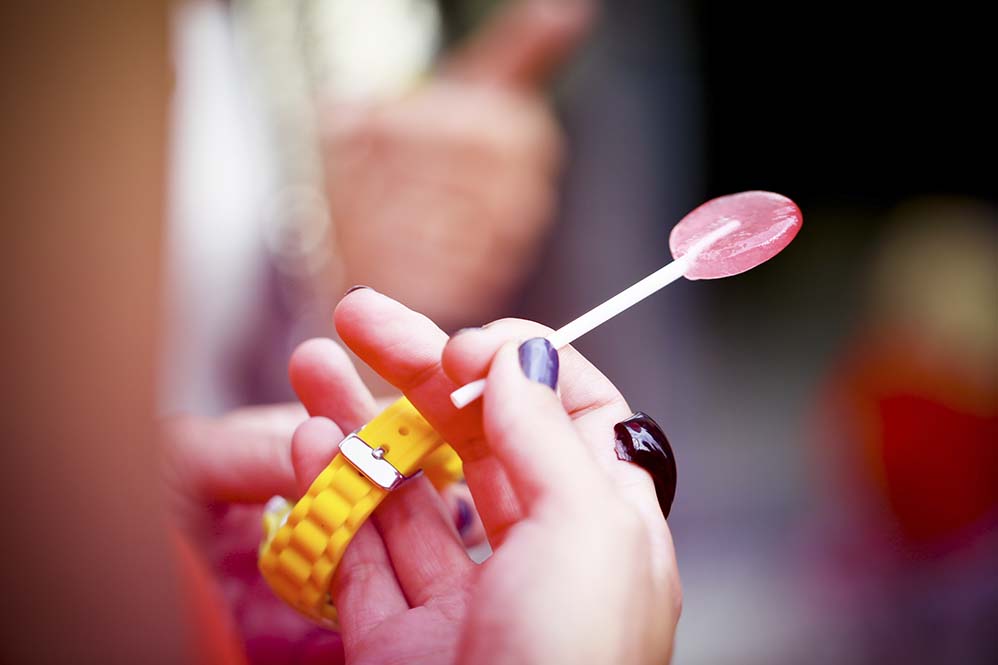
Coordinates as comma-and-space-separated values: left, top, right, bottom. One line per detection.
343, 285, 370, 296
518, 338, 559, 390
613, 412, 677, 519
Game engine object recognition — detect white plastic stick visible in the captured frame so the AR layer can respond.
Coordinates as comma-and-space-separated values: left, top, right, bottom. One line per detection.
449, 220, 741, 409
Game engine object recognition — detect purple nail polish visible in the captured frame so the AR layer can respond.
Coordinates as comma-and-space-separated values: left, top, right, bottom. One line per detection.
518, 338, 559, 389
456, 498, 473, 535
613, 412, 677, 519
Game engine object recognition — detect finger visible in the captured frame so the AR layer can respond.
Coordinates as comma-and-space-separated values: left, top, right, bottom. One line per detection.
334, 288, 525, 546
160, 403, 307, 504
483, 341, 608, 509
372, 476, 473, 607
456, 454, 522, 546
486, 341, 680, 623
290, 356, 485, 539
290, 339, 482, 544
446, 323, 672, 560
293, 418, 470, 627
440, 483, 487, 547
442, 0, 595, 89
297, 434, 475, 613
290, 416, 345, 496
289, 337, 378, 434
331, 522, 408, 651
335, 289, 465, 439
445, 319, 629, 424
292, 417, 409, 646
445, 320, 642, 474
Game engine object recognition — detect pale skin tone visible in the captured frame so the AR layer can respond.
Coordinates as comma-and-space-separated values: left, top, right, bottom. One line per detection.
163, 289, 681, 664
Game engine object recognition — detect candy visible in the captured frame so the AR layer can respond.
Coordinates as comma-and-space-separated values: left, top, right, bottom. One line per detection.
450, 191, 803, 409
670, 191, 802, 280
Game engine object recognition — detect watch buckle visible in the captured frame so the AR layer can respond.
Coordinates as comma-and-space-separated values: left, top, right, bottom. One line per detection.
339, 433, 407, 491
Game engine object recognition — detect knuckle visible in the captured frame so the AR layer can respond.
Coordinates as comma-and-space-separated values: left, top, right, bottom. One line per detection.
484, 317, 555, 338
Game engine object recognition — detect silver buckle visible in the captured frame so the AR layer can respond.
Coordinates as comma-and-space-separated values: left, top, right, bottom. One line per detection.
339, 433, 407, 491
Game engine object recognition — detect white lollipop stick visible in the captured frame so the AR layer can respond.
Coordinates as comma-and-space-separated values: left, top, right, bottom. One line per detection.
449, 219, 741, 409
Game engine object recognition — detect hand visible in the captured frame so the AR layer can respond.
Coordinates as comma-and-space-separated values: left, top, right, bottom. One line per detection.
323, 0, 594, 328
286, 288, 681, 664
159, 404, 484, 663
160, 403, 348, 663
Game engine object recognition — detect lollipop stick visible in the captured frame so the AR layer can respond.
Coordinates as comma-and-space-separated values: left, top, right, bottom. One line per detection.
548, 257, 687, 349
450, 219, 740, 409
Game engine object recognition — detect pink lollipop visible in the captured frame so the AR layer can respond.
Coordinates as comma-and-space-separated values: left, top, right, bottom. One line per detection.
450, 191, 803, 408
670, 191, 802, 280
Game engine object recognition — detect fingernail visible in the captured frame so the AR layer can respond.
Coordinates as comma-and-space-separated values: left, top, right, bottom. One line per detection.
343, 285, 370, 297
613, 412, 677, 520
452, 327, 481, 337
455, 498, 473, 535
518, 337, 558, 389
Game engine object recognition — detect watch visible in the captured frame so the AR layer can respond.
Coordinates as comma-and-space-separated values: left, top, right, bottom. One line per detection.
258, 396, 462, 628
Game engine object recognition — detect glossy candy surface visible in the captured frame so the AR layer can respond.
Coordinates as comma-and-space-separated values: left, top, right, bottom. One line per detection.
670, 191, 802, 280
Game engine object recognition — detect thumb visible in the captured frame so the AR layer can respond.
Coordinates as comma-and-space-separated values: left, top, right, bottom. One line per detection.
442, 0, 596, 89
482, 339, 605, 509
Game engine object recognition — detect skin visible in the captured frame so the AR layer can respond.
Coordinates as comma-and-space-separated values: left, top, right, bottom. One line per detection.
160, 405, 484, 664
325, 0, 595, 329
163, 289, 681, 664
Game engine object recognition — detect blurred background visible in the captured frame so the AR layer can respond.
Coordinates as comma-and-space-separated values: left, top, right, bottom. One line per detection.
3, 0, 994, 663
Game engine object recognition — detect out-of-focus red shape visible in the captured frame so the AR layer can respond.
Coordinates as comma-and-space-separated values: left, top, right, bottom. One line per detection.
172, 528, 248, 665
880, 394, 998, 543
834, 330, 998, 548
670, 190, 802, 280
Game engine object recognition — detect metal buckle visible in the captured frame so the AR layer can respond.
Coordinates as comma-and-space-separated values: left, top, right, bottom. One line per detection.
339, 433, 407, 491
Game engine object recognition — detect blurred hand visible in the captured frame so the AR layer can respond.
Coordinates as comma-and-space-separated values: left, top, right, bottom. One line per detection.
281, 288, 681, 664
324, 0, 594, 328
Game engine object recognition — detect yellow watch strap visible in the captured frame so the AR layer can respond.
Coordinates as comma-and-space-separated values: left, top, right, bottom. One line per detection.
258, 397, 462, 628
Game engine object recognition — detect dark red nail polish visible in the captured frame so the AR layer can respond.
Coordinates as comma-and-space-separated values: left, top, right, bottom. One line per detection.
613, 412, 677, 519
